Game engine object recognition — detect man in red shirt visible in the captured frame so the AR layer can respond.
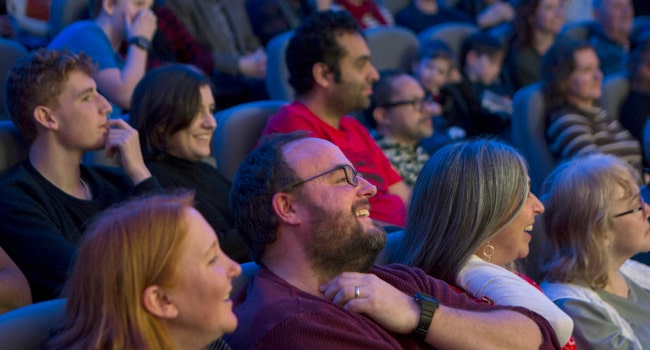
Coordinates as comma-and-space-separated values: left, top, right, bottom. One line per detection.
262, 10, 409, 227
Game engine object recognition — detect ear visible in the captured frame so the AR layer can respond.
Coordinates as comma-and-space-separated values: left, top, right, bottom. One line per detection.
373, 107, 389, 128
102, 0, 116, 16
33, 106, 58, 131
466, 50, 478, 66
313, 62, 333, 89
271, 192, 301, 225
142, 285, 179, 319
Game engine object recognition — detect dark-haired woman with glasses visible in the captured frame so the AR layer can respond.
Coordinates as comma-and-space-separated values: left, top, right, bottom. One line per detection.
541, 153, 650, 349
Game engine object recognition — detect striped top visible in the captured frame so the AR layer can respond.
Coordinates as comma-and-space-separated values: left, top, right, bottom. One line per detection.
546, 104, 642, 171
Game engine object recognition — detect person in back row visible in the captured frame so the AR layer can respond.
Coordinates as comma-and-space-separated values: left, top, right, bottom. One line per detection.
366, 71, 436, 188
225, 132, 560, 349
129, 64, 250, 262
48, 0, 157, 116
261, 10, 410, 227
0, 50, 158, 302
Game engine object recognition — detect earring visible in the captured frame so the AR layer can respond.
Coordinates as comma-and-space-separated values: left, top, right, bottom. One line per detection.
482, 242, 495, 263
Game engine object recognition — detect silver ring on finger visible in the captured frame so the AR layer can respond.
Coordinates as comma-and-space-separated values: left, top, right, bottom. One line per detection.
354, 286, 360, 299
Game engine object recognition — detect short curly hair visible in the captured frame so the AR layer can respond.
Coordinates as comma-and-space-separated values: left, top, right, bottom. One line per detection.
286, 10, 362, 96
4, 49, 95, 142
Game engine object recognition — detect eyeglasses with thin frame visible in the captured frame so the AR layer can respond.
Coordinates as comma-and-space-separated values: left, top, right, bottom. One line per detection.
281, 164, 361, 192
612, 195, 646, 218
379, 96, 433, 112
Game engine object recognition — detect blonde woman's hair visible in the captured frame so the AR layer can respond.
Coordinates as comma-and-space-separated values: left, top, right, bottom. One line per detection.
541, 154, 638, 288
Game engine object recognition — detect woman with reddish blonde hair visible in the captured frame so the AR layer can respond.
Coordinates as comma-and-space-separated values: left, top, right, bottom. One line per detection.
46, 192, 241, 350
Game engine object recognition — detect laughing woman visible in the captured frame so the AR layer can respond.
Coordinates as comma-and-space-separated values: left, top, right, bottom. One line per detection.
45, 193, 241, 350
394, 139, 575, 348
129, 64, 249, 262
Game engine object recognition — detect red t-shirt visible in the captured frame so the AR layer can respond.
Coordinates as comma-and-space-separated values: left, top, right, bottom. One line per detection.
262, 101, 406, 226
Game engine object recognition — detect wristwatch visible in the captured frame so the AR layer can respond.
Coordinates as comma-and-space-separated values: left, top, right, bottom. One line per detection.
128, 36, 151, 51
413, 292, 439, 338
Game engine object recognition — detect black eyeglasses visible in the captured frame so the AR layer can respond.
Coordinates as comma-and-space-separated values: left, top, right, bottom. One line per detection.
281, 164, 360, 192
379, 96, 432, 112
613, 196, 646, 218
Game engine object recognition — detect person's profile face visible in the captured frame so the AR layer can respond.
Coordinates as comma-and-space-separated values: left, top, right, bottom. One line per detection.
49, 70, 112, 151
487, 180, 544, 266
565, 48, 602, 107
166, 84, 216, 161
415, 57, 451, 94
163, 208, 241, 342
327, 32, 379, 113
380, 75, 434, 143
606, 180, 650, 260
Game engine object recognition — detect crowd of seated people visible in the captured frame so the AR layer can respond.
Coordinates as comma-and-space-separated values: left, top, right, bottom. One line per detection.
2, 3, 650, 349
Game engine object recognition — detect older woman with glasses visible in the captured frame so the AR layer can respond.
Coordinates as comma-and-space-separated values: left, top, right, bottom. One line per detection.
541, 153, 650, 349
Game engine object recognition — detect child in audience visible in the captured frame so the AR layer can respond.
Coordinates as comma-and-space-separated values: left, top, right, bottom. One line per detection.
447, 31, 512, 138
412, 40, 467, 154
48, 0, 157, 116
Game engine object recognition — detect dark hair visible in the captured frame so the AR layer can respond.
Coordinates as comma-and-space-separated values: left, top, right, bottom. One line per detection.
627, 37, 650, 88
286, 10, 362, 96
129, 64, 212, 160
364, 69, 406, 129
416, 39, 455, 64
4, 49, 95, 142
541, 39, 594, 113
88, 0, 113, 18
229, 131, 309, 263
513, 0, 542, 50
460, 32, 504, 69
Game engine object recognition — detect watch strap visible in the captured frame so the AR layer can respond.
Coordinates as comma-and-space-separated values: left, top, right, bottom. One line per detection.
413, 292, 439, 338
127, 36, 151, 51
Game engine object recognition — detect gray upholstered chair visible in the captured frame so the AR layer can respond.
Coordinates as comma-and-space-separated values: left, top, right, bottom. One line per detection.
557, 20, 595, 41
0, 120, 29, 174
364, 25, 419, 72
380, 0, 410, 15
0, 39, 28, 121
213, 100, 287, 181
265, 31, 294, 101
48, 0, 89, 38
417, 22, 478, 57
511, 82, 556, 195
601, 72, 630, 122
0, 298, 66, 350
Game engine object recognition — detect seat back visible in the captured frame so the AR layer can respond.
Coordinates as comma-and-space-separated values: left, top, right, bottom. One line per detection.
417, 22, 478, 57
0, 38, 29, 121
231, 230, 405, 295
557, 20, 595, 41
511, 83, 556, 195
0, 299, 66, 350
643, 118, 650, 160
0, 120, 29, 174
364, 26, 419, 72
380, 0, 410, 15
213, 100, 287, 181
265, 31, 294, 101
48, 0, 89, 38
601, 72, 629, 122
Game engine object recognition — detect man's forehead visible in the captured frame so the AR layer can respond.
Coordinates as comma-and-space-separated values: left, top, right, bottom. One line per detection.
336, 31, 369, 58
283, 138, 347, 169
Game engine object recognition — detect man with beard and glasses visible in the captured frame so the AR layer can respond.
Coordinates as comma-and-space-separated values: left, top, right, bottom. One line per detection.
260, 10, 410, 228
366, 71, 438, 188
225, 131, 560, 349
